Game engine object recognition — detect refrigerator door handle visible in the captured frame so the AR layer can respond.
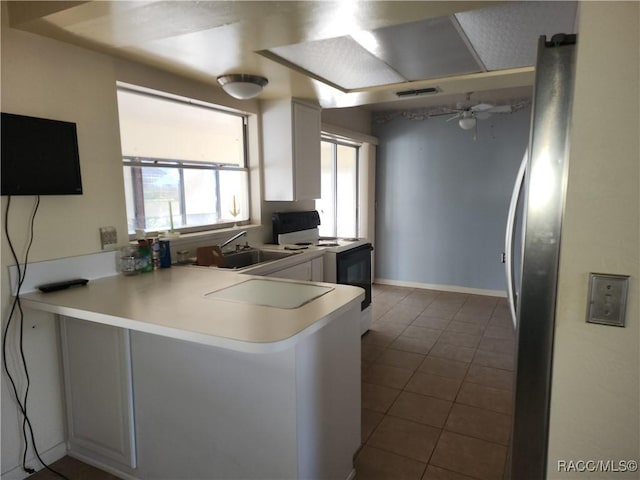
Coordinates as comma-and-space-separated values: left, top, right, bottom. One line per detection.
505, 149, 528, 329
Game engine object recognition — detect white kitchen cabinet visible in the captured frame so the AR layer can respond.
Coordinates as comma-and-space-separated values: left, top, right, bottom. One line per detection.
267, 261, 311, 280
311, 256, 323, 282
59, 316, 136, 469
262, 98, 321, 201
263, 256, 323, 282
56, 301, 361, 479
260, 257, 324, 282
130, 300, 360, 479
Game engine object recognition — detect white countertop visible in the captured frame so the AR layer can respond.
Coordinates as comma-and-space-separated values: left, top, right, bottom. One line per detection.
20, 262, 364, 353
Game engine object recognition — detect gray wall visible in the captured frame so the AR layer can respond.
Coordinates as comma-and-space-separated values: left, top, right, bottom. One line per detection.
373, 106, 531, 292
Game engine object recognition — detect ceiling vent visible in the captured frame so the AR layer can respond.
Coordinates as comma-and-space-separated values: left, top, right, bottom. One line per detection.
395, 87, 440, 98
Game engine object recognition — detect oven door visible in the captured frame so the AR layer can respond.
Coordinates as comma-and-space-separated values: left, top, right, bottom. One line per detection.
336, 244, 373, 311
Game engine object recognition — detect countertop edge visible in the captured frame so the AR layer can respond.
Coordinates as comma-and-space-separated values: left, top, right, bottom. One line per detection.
21, 284, 364, 354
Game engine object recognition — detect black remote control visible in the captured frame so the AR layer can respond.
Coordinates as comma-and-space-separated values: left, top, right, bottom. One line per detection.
37, 278, 89, 293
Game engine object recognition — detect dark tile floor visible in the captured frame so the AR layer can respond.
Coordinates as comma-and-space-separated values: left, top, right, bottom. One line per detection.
27, 456, 119, 479
29, 284, 515, 480
356, 284, 515, 480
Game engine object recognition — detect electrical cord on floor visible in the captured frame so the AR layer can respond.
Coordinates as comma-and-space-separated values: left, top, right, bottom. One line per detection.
3, 195, 70, 480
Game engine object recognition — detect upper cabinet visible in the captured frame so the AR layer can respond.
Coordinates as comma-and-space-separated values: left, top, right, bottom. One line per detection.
262, 98, 321, 201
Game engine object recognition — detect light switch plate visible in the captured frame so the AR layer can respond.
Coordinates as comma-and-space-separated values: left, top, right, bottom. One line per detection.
99, 226, 118, 250
586, 273, 630, 327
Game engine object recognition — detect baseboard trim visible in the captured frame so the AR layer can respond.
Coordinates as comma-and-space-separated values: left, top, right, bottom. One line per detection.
374, 278, 507, 298
1, 442, 67, 480
67, 451, 139, 480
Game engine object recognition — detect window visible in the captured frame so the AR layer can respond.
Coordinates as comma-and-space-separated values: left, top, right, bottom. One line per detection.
316, 139, 359, 238
117, 87, 250, 235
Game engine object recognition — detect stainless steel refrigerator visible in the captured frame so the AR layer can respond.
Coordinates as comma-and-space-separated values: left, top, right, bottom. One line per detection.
504, 34, 577, 479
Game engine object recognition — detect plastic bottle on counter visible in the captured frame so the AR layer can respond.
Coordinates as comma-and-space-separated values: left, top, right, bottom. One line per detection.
151, 237, 160, 269
137, 239, 153, 273
158, 236, 172, 268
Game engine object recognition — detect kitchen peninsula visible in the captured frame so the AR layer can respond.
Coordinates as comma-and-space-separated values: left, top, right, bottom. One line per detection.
20, 263, 364, 480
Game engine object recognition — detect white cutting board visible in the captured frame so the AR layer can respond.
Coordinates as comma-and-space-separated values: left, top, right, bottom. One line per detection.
204, 279, 333, 309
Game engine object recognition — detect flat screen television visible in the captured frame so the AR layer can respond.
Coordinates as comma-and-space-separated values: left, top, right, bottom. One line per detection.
1, 112, 83, 196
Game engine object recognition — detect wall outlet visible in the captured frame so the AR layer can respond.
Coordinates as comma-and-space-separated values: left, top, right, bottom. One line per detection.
99, 226, 118, 250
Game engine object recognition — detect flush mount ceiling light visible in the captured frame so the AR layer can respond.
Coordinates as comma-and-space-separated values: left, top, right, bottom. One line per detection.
216, 74, 268, 100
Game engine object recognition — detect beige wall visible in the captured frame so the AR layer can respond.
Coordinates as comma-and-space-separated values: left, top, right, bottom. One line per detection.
1, 11, 124, 475
0, 8, 262, 475
7, 2, 636, 478
321, 106, 372, 135
0, 7, 322, 471
547, 2, 639, 478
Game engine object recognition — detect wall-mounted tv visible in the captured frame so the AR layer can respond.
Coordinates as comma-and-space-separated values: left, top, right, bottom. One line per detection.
1, 112, 83, 196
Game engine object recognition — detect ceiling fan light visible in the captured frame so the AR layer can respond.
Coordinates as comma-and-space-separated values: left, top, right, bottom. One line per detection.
459, 116, 476, 130
217, 74, 268, 99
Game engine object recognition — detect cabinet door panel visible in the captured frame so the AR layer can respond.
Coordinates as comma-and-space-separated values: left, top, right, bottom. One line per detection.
262, 99, 320, 201
60, 317, 136, 468
267, 261, 312, 281
311, 257, 324, 282
292, 101, 321, 200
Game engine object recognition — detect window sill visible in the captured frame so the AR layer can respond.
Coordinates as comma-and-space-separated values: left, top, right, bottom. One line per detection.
152, 224, 265, 253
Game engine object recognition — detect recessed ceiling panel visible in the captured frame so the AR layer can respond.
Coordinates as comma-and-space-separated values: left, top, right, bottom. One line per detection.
267, 36, 406, 90
367, 16, 483, 80
455, 1, 577, 70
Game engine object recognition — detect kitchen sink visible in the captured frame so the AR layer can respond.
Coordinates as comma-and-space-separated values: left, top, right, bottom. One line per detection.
197, 248, 298, 269
222, 249, 297, 269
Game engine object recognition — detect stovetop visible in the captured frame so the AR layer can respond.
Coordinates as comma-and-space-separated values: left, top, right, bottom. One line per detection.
271, 211, 370, 253
275, 229, 369, 253
294, 239, 341, 247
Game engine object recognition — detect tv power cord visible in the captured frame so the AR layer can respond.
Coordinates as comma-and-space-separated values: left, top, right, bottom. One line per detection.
3, 196, 70, 479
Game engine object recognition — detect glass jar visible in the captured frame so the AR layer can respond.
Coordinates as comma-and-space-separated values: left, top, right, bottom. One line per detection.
177, 250, 191, 265
119, 245, 141, 276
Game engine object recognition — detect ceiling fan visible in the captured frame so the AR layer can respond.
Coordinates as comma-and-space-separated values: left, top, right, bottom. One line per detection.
445, 102, 514, 130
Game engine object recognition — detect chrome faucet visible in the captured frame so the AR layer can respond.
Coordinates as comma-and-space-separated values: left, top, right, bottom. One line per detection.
218, 230, 248, 251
